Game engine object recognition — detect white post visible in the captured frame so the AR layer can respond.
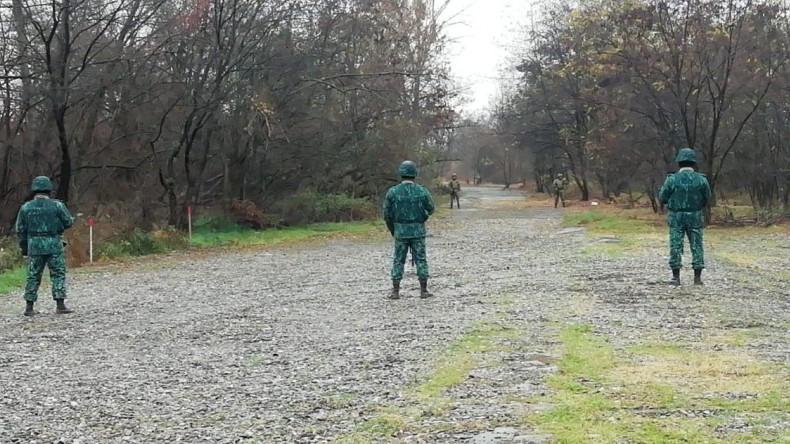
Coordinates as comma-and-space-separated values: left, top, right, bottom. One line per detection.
188, 207, 192, 241
89, 217, 94, 264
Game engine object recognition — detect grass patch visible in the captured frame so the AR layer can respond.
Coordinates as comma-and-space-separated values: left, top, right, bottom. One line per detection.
530, 325, 790, 443
190, 219, 380, 248
412, 322, 517, 400
336, 319, 520, 442
564, 210, 659, 234
0, 266, 26, 295
332, 412, 409, 443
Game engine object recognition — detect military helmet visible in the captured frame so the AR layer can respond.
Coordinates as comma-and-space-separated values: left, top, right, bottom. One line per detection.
398, 160, 418, 178
451, 173, 457, 178
31, 176, 53, 192
675, 148, 697, 164
556, 173, 563, 178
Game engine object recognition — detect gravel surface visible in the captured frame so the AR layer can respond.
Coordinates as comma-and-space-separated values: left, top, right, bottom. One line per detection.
1, 186, 789, 443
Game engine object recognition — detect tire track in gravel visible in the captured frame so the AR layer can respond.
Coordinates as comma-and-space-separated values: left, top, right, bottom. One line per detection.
0, 186, 585, 444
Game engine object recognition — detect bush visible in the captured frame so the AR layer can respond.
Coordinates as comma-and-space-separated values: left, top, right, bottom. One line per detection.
228, 199, 268, 229
97, 227, 188, 260
0, 236, 24, 272
273, 192, 378, 226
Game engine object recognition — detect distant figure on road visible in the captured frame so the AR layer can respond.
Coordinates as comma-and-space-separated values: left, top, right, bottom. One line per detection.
659, 148, 711, 286
383, 161, 435, 299
553, 173, 568, 208
449, 173, 461, 209
15, 176, 75, 316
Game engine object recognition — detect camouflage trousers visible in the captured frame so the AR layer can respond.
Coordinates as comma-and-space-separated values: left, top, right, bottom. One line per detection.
392, 238, 429, 282
554, 190, 565, 207
450, 192, 460, 209
669, 226, 704, 270
24, 253, 68, 302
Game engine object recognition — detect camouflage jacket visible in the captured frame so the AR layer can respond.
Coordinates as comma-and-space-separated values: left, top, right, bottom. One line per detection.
16, 196, 74, 256
383, 181, 435, 239
449, 180, 461, 193
659, 168, 711, 213
552, 178, 567, 191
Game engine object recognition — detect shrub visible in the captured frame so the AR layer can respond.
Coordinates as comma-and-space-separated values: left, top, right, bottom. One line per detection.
228, 199, 267, 229
273, 192, 378, 226
97, 227, 188, 260
0, 236, 23, 272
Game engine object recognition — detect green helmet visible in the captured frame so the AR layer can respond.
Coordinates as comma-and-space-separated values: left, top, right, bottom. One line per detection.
557, 173, 563, 178
398, 160, 418, 178
675, 148, 697, 164
31, 176, 53, 192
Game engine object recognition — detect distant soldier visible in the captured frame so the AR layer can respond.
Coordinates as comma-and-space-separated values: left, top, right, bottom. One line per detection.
383, 161, 436, 299
449, 173, 461, 209
15, 176, 75, 316
659, 148, 711, 286
552, 173, 568, 208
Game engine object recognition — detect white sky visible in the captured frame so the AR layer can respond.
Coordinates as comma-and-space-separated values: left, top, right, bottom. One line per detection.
441, 0, 536, 115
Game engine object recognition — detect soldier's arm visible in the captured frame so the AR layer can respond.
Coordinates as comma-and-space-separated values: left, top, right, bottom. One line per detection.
383, 191, 395, 235
658, 176, 673, 204
58, 201, 75, 231
15, 207, 27, 255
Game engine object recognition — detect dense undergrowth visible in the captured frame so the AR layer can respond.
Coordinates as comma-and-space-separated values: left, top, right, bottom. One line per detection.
0, 193, 381, 295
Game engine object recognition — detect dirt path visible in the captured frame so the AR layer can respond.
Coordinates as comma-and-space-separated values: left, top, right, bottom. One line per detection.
1, 186, 788, 443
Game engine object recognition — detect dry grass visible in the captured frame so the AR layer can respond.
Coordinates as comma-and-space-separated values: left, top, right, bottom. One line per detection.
529, 324, 790, 443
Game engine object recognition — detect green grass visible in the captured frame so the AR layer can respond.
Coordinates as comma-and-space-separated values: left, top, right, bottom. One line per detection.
0, 266, 25, 295
564, 210, 658, 234
528, 324, 790, 444
190, 221, 380, 248
565, 210, 664, 258
333, 320, 520, 443
412, 322, 517, 400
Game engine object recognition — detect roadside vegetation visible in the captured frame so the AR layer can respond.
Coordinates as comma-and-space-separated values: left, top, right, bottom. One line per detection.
0, 193, 383, 295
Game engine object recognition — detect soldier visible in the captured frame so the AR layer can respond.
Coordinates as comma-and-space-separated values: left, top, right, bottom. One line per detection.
383, 161, 435, 299
659, 148, 711, 286
552, 173, 568, 208
15, 176, 75, 316
449, 173, 461, 209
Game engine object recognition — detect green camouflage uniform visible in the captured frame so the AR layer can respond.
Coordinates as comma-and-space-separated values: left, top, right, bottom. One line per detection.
553, 175, 567, 208
659, 149, 711, 271
15, 177, 74, 302
383, 165, 435, 284
449, 176, 461, 209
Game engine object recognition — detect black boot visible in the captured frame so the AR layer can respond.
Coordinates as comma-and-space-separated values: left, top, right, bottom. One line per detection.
389, 281, 400, 299
693, 269, 703, 286
23, 301, 37, 317
55, 299, 73, 314
419, 280, 433, 299
670, 269, 680, 286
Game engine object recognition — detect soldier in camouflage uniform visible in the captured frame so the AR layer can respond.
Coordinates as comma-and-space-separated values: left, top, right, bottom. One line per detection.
15, 176, 75, 316
449, 173, 461, 209
383, 161, 435, 299
659, 148, 711, 286
552, 173, 567, 208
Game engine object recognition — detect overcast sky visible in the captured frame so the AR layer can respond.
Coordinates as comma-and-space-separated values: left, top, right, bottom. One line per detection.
442, 0, 536, 115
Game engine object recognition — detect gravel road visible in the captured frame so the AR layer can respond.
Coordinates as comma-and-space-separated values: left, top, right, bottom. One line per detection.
1, 186, 788, 443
